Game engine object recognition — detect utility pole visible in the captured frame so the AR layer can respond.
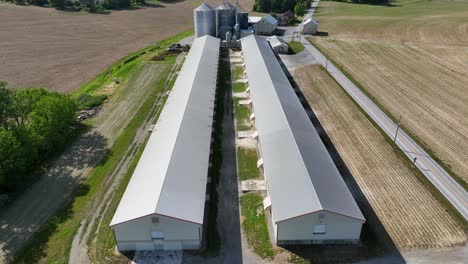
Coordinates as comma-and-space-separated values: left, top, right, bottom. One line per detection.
393, 115, 402, 143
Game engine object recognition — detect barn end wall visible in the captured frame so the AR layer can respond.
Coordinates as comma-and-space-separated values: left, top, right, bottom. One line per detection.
276, 211, 363, 244
112, 214, 201, 251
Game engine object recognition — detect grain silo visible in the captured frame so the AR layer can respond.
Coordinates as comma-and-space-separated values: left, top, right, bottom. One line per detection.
194, 3, 216, 38
238, 11, 249, 29
216, 2, 235, 37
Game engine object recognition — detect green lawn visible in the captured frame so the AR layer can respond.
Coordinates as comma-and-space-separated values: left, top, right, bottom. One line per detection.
288, 41, 305, 54
237, 148, 259, 181
234, 97, 252, 131
12, 31, 192, 264
240, 194, 274, 259
232, 65, 244, 80
232, 82, 246, 93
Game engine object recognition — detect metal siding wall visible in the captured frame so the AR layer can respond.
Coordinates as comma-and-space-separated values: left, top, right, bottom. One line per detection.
277, 211, 363, 242
113, 215, 201, 250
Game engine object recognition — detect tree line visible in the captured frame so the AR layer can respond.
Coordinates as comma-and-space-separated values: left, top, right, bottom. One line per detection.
4, 0, 148, 12
0, 81, 77, 193
253, 0, 390, 15
253, 0, 312, 15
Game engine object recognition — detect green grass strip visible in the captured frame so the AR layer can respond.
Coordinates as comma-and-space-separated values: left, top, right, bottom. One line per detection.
288, 41, 305, 54
240, 194, 274, 259
237, 148, 259, 181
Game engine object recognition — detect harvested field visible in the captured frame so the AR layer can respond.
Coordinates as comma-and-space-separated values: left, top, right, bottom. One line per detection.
0, 0, 253, 92
293, 65, 467, 250
312, 0, 468, 185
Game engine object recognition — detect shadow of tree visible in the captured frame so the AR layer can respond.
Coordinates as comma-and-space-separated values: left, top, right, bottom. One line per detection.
0, 130, 109, 263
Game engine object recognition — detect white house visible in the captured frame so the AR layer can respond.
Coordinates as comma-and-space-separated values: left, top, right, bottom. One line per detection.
302, 18, 318, 35
110, 35, 220, 251
267, 35, 289, 54
241, 35, 365, 245
252, 15, 278, 35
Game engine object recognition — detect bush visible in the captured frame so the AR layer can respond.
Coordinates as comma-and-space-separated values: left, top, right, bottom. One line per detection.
75, 94, 107, 109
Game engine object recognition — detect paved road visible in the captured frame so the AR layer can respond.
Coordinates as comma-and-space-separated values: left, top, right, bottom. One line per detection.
296, 0, 468, 220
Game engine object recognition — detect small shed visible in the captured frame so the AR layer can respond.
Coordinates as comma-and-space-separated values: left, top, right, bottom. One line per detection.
302, 18, 318, 35
253, 15, 278, 35
268, 36, 289, 54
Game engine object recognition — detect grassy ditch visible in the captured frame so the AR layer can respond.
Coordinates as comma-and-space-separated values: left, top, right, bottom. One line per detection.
233, 97, 252, 131
308, 37, 467, 191
73, 31, 192, 96
288, 41, 305, 54
318, 65, 467, 230
232, 65, 244, 80
237, 148, 259, 181
240, 193, 274, 259
232, 82, 246, 93
12, 33, 190, 264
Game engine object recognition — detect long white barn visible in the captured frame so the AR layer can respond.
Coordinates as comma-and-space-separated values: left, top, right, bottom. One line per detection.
110, 35, 220, 251
241, 35, 365, 245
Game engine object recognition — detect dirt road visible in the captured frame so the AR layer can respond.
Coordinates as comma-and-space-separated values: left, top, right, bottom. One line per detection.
0, 63, 170, 262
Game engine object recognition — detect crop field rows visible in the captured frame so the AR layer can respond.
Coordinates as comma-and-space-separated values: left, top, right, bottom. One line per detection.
312, 37, 468, 185
293, 65, 467, 250
312, 0, 468, 188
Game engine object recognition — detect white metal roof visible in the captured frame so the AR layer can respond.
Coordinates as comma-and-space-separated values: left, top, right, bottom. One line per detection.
303, 18, 319, 25
241, 35, 365, 223
267, 36, 287, 48
263, 15, 278, 25
110, 35, 220, 227
248, 16, 262, 24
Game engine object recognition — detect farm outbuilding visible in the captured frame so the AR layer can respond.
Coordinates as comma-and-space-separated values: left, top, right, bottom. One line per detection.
302, 18, 318, 35
110, 35, 220, 251
267, 36, 289, 54
252, 15, 278, 35
241, 35, 365, 245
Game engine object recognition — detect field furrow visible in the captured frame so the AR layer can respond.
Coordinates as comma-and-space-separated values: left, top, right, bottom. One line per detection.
293, 65, 467, 250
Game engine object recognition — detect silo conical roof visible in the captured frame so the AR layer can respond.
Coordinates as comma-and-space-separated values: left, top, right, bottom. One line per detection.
216, 2, 235, 10
195, 2, 214, 11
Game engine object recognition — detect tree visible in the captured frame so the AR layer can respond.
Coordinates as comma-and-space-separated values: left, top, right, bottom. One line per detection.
48, 0, 65, 8
294, 2, 306, 16
0, 129, 25, 192
29, 92, 76, 155
0, 82, 13, 130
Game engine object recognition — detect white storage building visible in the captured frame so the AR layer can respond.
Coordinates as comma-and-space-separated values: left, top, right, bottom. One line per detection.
241, 35, 365, 245
302, 18, 318, 35
110, 35, 220, 251
252, 15, 278, 35
267, 35, 289, 54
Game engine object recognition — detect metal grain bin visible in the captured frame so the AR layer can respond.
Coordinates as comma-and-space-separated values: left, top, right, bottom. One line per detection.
194, 3, 216, 38
238, 12, 249, 29
216, 2, 235, 37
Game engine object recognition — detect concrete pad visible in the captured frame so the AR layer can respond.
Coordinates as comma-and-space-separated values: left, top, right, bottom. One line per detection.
233, 92, 248, 99
237, 131, 255, 139
239, 100, 251, 106
241, 180, 266, 192
132, 250, 182, 264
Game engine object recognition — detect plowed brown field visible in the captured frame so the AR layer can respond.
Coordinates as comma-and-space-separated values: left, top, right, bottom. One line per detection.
312, 0, 468, 185
293, 65, 467, 250
0, 0, 253, 92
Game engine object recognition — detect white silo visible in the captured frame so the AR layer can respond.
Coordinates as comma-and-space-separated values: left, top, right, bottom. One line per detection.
194, 3, 216, 38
